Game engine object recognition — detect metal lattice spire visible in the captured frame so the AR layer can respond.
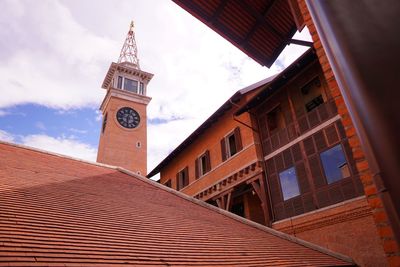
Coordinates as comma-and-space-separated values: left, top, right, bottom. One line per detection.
118, 21, 140, 69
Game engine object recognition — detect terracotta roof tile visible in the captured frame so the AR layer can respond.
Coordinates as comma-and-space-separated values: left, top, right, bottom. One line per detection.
0, 142, 355, 266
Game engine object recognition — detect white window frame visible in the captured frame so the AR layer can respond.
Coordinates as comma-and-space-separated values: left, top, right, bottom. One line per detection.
115, 75, 146, 95
226, 132, 237, 157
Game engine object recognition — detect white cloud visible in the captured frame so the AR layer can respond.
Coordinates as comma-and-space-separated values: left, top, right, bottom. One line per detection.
35, 121, 46, 131
21, 134, 97, 162
0, 0, 113, 109
0, 130, 15, 142
0, 0, 312, 176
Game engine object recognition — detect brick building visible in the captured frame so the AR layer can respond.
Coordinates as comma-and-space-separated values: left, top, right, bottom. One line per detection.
148, 48, 387, 266
148, 75, 273, 225
166, 1, 400, 266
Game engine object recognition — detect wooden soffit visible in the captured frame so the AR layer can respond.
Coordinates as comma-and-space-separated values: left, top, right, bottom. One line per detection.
172, 0, 298, 67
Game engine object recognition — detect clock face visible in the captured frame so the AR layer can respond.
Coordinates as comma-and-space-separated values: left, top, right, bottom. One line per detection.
116, 107, 140, 129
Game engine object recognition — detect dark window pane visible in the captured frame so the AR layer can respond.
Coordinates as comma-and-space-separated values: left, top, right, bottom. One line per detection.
117, 76, 123, 89
124, 78, 138, 93
228, 134, 237, 156
101, 113, 108, 134
231, 202, 245, 217
200, 155, 207, 175
301, 77, 324, 112
164, 180, 171, 188
320, 144, 349, 184
178, 167, 189, 190
267, 107, 285, 133
305, 95, 324, 112
279, 167, 300, 201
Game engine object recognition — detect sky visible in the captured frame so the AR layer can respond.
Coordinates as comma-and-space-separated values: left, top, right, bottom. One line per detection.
0, 0, 311, 179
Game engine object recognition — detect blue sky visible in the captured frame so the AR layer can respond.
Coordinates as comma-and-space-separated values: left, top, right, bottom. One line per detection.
0, 105, 99, 146
0, 0, 311, 177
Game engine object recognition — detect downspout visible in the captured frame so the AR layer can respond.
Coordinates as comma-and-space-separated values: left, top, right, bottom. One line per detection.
230, 98, 275, 225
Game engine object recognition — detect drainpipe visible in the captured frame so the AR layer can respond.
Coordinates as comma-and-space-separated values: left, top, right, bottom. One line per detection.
230, 99, 275, 225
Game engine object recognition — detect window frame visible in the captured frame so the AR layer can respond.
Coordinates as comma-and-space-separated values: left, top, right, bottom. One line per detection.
221, 127, 243, 161
195, 150, 211, 179
176, 166, 189, 190
115, 75, 145, 95
300, 76, 326, 113
266, 105, 286, 134
123, 77, 138, 93
319, 143, 350, 184
278, 166, 301, 201
227, 132, 237, 157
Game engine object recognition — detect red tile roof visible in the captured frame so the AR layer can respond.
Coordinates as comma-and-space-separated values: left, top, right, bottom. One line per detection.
0, 142, 355, 266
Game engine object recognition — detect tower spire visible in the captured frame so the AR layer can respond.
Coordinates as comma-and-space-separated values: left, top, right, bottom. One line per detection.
118, 21, 140, 69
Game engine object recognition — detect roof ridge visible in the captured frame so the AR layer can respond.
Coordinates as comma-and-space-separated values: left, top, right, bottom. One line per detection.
0, 140, 354, 265
0, 140, 119, 171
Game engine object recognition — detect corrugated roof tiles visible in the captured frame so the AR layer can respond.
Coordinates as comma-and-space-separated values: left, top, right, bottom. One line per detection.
0, 142, 355, 266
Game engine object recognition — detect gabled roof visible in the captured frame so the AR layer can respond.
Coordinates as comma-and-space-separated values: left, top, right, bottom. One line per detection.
147, 76, 275, 178
172, 0, 297, 67
0, 141, 355, 266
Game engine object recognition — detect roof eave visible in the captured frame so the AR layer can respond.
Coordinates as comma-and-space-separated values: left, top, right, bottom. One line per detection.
235, 48, 317, 116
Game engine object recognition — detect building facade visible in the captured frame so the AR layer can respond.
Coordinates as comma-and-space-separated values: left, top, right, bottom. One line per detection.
148, 77, 276, 225
148, 49, 387, 266
168, 3, 400, 266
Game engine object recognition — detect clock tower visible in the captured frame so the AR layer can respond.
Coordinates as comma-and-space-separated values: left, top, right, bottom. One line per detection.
97, 22, 153, 175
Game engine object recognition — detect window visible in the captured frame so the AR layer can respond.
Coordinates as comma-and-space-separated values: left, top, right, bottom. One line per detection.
301, 77, 324, 112
267, 106, 285, 133
117, 76, 123, 89
279, 167, 300, 200
124, 78, 138, 93
320, 144, 350, 184
176, 167, 189, 190
195, 150, 211, 178
101, 113, 108, 133
164, 179, 171, 188
305, 95, 324, 112
139, 82, 144, 95
221, 127, 243, 161
115, 76, 142, 94
227, 134, 237, 156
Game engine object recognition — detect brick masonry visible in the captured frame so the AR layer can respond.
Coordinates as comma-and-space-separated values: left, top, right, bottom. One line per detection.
97, 95, 148, 175
296, 0, 400, 265
160, 90, 263, 195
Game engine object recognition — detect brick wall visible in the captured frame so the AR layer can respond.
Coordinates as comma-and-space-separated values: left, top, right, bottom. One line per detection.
160, 94, 261, 195
97, 96, 148, 175
296, 0, 400, 265
273, 197, 386, 266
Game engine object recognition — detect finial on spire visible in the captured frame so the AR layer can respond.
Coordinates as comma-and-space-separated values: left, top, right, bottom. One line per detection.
118, 20, 140, 69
